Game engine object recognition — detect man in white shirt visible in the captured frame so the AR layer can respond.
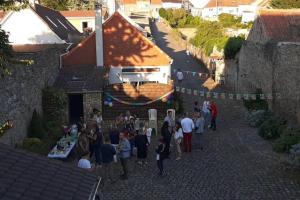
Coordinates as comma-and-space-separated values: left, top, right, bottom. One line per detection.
164, 110, 175, 133
181, 113, 194, 153
176, 69, 184, 84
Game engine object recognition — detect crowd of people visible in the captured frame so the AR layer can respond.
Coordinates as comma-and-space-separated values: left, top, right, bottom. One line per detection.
75, 100, 217, 183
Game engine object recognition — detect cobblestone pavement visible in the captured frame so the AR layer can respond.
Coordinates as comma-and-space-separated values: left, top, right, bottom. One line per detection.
99, 22, 300, 199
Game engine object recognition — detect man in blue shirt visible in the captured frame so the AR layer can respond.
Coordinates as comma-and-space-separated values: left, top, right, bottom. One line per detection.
118, 132, 131, 180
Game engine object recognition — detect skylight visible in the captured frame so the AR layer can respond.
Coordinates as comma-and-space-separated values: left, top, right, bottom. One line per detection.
46, 16, 57, 27
58, 19, 68, 29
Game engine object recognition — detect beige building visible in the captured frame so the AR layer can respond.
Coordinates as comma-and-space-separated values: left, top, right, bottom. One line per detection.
60, 9, 109, 33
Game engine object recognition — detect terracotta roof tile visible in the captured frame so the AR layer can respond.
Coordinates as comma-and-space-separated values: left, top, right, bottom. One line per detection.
151, 0, 162, 4
121, 0, 137, 4
103, 83, 173, 119
205, 0, 255, 8
12, 44, 57, 53
259, 9, 300, 42
62, 12, 171, 67
0, 11, 7, 21
60, 9, 107, 18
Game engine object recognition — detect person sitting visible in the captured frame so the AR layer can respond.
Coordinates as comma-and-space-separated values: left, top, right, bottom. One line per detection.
78, 152, 93, 171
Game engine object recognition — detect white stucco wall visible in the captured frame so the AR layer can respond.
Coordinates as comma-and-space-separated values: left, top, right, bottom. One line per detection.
202, 7, 239, 19
109, 66, 171, 84
162, 3, 182, 9
1, 9, 64, 44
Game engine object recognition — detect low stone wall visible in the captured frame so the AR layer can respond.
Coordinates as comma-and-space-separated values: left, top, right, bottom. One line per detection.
0, 45, 67, 146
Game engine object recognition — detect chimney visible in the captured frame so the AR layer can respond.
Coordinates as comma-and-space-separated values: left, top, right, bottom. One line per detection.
95, 2, 104, 67
29, 0, 39, 7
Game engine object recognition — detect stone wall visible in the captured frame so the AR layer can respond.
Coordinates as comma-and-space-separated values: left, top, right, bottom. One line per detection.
0, 45, 67, 146
83, 92, 102, 121
238, 41, 300, 123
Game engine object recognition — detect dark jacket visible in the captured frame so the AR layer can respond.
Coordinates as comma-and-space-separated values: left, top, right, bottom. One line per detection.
109, 129, 119, 145
101, 144, 116, 164
135, 134, 149, 159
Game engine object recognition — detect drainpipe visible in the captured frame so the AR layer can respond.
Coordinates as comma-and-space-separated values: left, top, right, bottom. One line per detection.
59, 43, 73, 69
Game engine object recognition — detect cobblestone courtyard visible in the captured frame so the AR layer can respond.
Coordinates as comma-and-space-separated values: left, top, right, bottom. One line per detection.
99, 22, 300, 199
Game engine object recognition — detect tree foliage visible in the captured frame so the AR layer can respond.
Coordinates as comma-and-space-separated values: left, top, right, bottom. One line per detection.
271, 0, 300, 8
224, 36, 245, 59
40, 0, 71, 10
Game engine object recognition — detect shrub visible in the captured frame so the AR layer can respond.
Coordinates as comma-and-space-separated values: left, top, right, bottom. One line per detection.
23, 138, 42, 153
159, 8, 167, 19
259, 116, 287, 140
28, 110, 46, 139
273, 128, 300, 153
245, 110, 272, 127
218, 13, 241, 28
42, 86, 67, 123
243, 89, 269, 111
224, 36, 245, 59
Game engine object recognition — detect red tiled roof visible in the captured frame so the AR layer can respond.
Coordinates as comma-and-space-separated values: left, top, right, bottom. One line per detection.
205, 0, 255, 8
62, 12, 171, 67
0, 11, 8, 21
151, 0, 162, 4
121, 0, 137, 4
60, 9, 107, 18
259, 9, 300, 42
12, 44, 55, 53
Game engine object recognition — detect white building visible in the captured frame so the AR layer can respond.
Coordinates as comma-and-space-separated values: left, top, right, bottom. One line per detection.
162, 0, 183, 9
0, 3, 80, 44
189, 0, 210, 16
199, 0, 263, 22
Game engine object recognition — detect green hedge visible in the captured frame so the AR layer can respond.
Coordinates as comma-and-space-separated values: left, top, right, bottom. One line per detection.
259, 116, 287, 140
273, 128, 300, 153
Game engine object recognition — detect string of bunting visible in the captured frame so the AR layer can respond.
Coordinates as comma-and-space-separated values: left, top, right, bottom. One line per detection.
173, 69, 214, 78
175, 86, 282, 100
104, 90, 174, 106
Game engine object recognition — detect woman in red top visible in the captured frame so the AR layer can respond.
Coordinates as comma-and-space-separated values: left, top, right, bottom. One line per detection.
210, 101, 217, 131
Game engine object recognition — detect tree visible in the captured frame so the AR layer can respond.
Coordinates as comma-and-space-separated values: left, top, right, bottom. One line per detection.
40, 0, 71, 10
271, 0, 300, 8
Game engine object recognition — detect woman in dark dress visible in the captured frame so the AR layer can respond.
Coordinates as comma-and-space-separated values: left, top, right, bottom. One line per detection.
156, 138, 166, 175
161, 121, 171, 157
135, 129, 149, 165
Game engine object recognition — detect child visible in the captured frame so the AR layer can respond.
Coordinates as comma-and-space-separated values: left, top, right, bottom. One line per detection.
145, 122, 152, 144
155, 138, 166, 175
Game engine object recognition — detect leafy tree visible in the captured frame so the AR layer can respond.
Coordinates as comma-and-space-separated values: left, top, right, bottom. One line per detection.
271, 0, 300, 8
159, 8, 167, 19
40, 0, 71, 10
224, 36, 245, 59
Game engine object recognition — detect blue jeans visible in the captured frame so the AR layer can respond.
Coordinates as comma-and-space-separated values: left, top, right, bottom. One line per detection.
210, 117, 216, 131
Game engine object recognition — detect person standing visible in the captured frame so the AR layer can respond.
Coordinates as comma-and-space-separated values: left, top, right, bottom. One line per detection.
155, 139, 166, 176
161, 121, 172, 157
101, 138, 117, 183
176, 69, 184, 84
118, 132, 131, 180
174, 122, 183, 160
164, 110, 175, 133
210, 101, 218, 131
145, 123, 152, 144
202, 100, 210, 129
181, 113, 194, 153
194, 112, 205, 135
135, 128, 149, 165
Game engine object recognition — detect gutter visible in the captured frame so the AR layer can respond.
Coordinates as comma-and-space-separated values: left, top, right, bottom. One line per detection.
88, 177, 102, 200
59, 43, 73, 69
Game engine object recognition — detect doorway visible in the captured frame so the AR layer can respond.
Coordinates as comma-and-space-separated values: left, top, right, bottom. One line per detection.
68, 94, 83, 124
